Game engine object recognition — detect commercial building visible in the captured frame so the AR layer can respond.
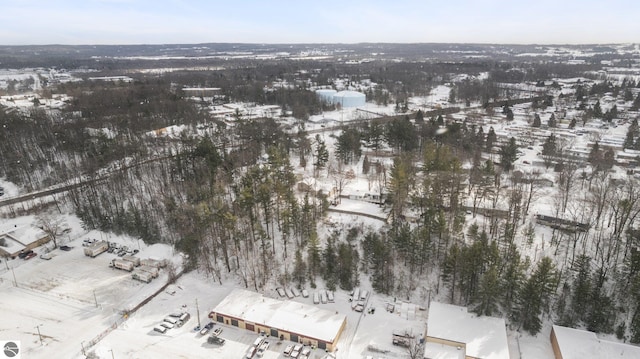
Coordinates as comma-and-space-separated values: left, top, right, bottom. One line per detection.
0, 221, 50, 258
424, 302, 510, 359
551, 325, 640, 359
209, 289, 346, 351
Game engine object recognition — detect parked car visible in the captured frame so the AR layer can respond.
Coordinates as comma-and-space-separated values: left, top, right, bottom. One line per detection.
284, 345, 293, 356
207, 335, 225, 345
24, 252, 37, 260
18, 250, 34, 259
212, 327, 223, 336
199, 321, 215, 335
59, 245, 73, 251
153, 325, 167, 334
40, 252, 55, 260
160, 322, 174, 329
82, 238, 96, 247
290, 344, 303, 358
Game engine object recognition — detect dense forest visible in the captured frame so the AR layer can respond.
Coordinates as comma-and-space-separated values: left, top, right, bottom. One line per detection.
3, 47, 640, 343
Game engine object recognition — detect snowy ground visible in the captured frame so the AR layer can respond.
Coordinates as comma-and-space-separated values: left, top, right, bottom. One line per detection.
91, 271, 427, 359
0, 177, 20, 198
0, 220, 182, 359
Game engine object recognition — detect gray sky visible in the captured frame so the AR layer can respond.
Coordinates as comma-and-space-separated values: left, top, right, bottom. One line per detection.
1, 0, 638, 45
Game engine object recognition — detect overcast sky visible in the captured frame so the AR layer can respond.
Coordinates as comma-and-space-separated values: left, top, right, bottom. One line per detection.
1, 0, 638, 45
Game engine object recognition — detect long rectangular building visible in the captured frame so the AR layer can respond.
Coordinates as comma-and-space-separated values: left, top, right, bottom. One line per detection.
209, 289, 346, 351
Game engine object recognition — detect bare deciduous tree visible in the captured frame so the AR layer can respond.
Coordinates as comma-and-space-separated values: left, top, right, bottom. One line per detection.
36, 212, 71, 249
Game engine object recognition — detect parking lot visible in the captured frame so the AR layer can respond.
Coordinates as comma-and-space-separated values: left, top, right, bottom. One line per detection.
0, 232, 176, 358
0, 226, 427, 359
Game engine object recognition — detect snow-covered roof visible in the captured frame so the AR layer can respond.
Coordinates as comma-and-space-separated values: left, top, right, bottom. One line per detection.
0, 221, 48, 255
552, 325, 640, 359
426, 302, 509, 359
211, 289, 346, 343
424, 342, 465, 359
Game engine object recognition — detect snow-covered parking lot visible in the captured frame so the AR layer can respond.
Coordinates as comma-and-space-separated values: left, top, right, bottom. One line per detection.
0, 232, 178, 358
0, 226, 428, 359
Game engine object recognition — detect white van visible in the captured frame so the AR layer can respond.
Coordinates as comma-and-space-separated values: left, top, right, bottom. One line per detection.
352, 288, 360, 302
179, 312, 191, 324
253, 336, 265, 347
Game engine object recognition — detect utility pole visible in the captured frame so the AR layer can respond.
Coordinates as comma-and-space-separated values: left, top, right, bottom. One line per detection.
93, 290, 98, 308
36, 324, 43, 345
196, 298, 201, 329
109, 349, 115, 359
81, 341, 86, 356
11, 266, 17, 287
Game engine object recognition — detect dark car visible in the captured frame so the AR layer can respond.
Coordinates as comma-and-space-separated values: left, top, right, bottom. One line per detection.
207, 335, 225, 345
18, 250, 34, 259
59, 245, 73, 251
24, 252, 37, 260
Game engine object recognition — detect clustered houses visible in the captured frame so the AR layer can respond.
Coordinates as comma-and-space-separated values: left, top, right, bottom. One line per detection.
209, 289, 346, 351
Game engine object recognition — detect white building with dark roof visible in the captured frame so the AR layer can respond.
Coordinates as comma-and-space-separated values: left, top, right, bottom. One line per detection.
551, 325, 640, 359
209, 289, 346, 351
425, 302, 510, 359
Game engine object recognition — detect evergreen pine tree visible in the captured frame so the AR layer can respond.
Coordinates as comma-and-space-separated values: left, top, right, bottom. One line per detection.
632, 94, 640, 111
313, 135, 329, 175
362, 155, 370, 174
586, 269, 615, 333
547, 113, 557, 128
442, 244, 462, 303
532, 114, 542, 128
593, 100, 603, 118
515, 257, 558, 335
571, 255, 592, 324
415, 109, 424, 123
486, 127, 497, 152
500, 247, 527, 315
500, 137, 518, 171
542, 134, 557, 168
292, 249, 307, 287
474, 265, 501, 316
624, 120, 638, 149
322, 240, 337, 291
